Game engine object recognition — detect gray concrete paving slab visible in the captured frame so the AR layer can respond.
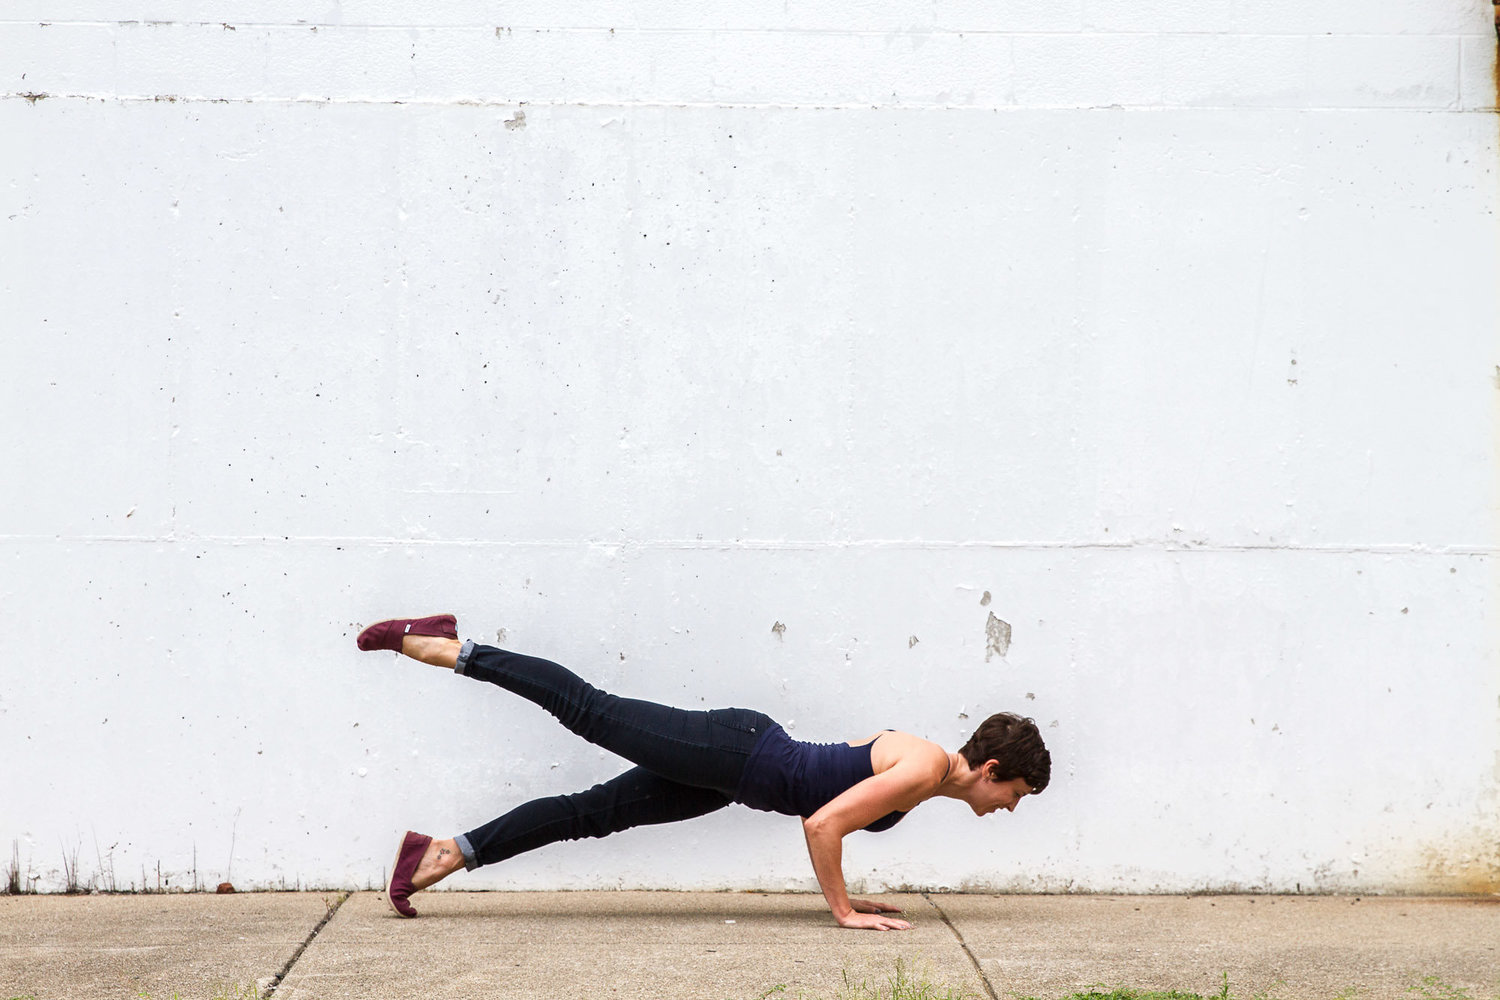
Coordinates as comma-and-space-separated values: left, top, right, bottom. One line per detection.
7, 892, 1497, 1000
0, 892, 335, 1000
935, 894, 1500, 999
278, 891, 979, 1000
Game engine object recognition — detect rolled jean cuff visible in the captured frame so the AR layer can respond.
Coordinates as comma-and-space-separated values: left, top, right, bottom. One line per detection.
454, 639, 478, 677
454, 833, 480, 871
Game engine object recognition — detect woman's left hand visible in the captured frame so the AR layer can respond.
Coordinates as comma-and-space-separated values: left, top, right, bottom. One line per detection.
848, 898, 903, 915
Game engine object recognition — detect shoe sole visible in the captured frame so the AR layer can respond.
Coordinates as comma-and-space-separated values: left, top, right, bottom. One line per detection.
384, 831, 418, 918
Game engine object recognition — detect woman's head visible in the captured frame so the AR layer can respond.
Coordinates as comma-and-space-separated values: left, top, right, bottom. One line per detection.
958, 713, 1051, 793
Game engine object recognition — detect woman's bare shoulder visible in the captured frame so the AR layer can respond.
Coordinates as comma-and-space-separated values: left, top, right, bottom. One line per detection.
864, 731, 949, 777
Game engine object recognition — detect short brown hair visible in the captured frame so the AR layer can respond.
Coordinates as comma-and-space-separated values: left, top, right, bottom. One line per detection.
958, 713, 1051, 793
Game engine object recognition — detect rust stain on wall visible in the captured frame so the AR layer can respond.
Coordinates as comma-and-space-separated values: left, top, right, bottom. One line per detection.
1398, 819, 1500, 894
1391, 750, 1500, 895
1414, 842, 1500, 895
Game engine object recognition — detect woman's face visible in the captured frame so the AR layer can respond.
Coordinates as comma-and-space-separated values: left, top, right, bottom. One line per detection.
970, 771, 1033, 817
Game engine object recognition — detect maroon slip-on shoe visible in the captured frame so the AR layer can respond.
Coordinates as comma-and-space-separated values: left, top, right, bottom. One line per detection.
385, 830, 432, 918
357, 614, 458, 652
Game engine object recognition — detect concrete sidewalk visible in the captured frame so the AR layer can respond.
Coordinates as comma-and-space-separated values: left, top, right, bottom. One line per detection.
2, 892, 1496, 1000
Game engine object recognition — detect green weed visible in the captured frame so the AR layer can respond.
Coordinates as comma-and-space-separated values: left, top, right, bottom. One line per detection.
1003, 976, 1495, 1000
739, 958, 979, 1000
1407, 978, 1473, 1000
836, 958, 980, 1000
1032, 990, 1215, 1000
133, 984, 266, 1000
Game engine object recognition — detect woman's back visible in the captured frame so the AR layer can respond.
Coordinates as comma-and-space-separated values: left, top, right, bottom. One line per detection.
736, 727, 944, 830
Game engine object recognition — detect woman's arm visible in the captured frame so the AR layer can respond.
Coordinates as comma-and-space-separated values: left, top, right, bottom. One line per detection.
800, 744, 948, 930
802, 815, 909, 930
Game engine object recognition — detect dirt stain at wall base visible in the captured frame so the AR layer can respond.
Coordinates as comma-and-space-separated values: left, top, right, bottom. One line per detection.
1409, 834, 1500, 895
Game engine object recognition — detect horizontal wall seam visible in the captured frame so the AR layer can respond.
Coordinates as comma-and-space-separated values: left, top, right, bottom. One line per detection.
2, 93, 1488, 113
3, 22, 1493, 38
1, 535, 1493, 555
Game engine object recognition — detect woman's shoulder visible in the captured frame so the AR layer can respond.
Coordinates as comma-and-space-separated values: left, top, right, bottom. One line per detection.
865, 730, 949, 780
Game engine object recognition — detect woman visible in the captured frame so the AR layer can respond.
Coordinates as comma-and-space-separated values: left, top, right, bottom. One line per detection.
357, 613, 1051, 931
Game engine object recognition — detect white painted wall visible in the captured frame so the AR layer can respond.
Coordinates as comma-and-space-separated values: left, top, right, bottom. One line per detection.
3, 2, 1497, 895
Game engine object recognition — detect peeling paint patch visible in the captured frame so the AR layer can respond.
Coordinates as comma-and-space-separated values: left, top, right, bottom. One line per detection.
504, 109, 527, 130
984, 611, 1011, 661
771, 621, 785, 641
908, 635, 919, 648
979, 591, 992, 606
19, 92, 48, 103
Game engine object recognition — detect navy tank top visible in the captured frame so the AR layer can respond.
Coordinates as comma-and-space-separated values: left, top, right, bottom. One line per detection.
733, 724, 907, 832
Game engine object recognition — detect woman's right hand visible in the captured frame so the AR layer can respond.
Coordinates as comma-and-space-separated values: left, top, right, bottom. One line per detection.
835, 909, 913, 931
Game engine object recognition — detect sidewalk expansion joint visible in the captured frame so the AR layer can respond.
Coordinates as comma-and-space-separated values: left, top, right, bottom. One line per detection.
262, 890, 351, 998
921, 893, 998, 1000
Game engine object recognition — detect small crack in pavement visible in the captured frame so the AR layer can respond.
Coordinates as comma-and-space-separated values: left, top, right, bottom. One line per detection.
263, 890, 351, 998
922, 892, 998, 1000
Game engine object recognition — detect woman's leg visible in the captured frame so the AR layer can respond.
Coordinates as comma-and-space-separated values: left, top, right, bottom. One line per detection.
440, 640, 769, 795
370, 631, 754, 904
395, 637, 766, 792
455, 766, 732, 870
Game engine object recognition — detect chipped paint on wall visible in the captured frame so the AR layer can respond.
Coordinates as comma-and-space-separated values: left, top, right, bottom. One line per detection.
985, 612, 1012, 661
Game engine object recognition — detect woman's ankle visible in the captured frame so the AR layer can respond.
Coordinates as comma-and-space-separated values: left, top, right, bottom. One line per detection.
411, 837, 464, 891
401, 635, 461, 668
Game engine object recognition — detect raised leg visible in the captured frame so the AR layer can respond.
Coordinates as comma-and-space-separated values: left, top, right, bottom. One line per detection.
454, 642, 770, 795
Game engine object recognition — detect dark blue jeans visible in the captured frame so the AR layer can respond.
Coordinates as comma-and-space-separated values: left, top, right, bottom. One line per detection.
452, 641, 772, 870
